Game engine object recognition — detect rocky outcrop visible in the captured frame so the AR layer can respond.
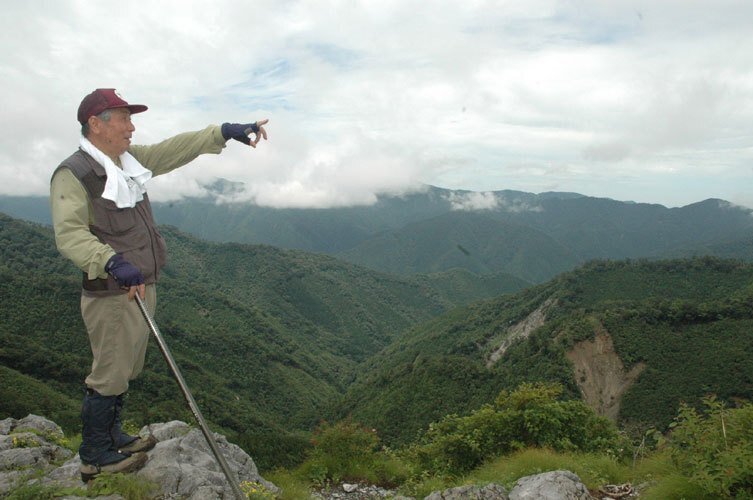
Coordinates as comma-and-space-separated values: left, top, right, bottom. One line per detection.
424, 482, 509, 499
1, 415, 277, 499
135, 420, 278, 499
315, 472, 593, 499
0, 414, 74, 496
422, 472, 591, 500
486, 297, 556, 367
509, 470, 592, 499
3, 416, 599, 500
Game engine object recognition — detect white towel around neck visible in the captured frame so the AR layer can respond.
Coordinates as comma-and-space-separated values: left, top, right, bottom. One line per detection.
79, 137, 153, 208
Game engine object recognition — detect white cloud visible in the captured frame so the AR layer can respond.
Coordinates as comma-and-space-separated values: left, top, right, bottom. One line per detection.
1, 0, 752, 209
447, 191, 500, 211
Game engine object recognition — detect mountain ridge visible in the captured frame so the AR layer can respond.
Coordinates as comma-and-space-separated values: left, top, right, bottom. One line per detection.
3, 185, 751, 284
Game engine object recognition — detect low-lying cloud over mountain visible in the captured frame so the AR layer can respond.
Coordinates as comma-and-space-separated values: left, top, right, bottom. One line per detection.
2, 1, 753, 209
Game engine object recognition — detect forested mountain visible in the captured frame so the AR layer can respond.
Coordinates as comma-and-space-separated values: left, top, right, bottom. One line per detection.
335, 211, 580, 283
500, 197, 753, 261
2, 208, 752, 471
0, 212, 525, 468
3, 186, 751, 284
339, 257, 753, 446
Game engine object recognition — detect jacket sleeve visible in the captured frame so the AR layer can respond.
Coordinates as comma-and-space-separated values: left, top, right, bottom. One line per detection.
128, 125, 227, 176
49, 168, 115, 280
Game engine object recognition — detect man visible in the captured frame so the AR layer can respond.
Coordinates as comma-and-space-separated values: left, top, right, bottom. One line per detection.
50, 88, 268, 481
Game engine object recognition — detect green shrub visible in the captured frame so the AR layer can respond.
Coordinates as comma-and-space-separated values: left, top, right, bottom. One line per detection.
668, 396, 753, 497
9, 426, 80, 454
5, 480, 87, 500
408, 382, 625, 475
468, 447, 627, 490
88, 472, 159, 500
298, 419, 409, 487
6, 483, 64, 500
264, 469, 313, 500
397, 471, 450, 499
640, 472, 709, 500
10, 433, 41, 448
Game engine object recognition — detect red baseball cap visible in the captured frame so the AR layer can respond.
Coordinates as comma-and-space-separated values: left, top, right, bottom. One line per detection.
77, 88, 148, 124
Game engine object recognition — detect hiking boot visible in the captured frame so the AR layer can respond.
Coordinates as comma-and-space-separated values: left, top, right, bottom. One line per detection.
119, 433, 158, 454
78, 389, 152, 482
113, 393, 156, 452
79, 389, 120, 466
80, 451, 148, 482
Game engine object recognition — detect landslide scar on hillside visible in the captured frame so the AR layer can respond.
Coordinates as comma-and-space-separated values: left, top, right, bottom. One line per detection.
566, 325, 645, 421
486, 297, 556, 368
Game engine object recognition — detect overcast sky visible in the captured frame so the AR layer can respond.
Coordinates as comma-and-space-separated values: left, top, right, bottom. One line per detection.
2, 0, 752, 209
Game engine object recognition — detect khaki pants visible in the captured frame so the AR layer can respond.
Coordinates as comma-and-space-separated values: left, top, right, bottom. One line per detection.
81, 284, 157, 396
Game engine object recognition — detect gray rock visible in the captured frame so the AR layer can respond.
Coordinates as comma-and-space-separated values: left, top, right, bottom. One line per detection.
16, 414, 65, 439
0, 418, 14, 436
0, 431, 48, 451
0, 469, 27, 496
0, 442, 73, 471
39, 455, 85, 490
135, 422, 279, 499
343, 482, 359, 493
424, 483, 508, 499
314, 482, 409, 499
0, 415, 70, 469
0, 417, 75, 496
3, 415, 278, 500
60, 495, 125, 500
140, 420, 191, 442
0, 414, 65, 440
60, 496, 123, 500
509, 470, 592, 500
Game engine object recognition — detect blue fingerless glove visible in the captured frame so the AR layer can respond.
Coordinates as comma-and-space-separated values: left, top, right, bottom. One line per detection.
221, 122, 260, 145
105, 254, 145, 288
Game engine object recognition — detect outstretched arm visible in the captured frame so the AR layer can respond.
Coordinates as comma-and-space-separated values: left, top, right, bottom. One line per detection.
129, 120, 270, 176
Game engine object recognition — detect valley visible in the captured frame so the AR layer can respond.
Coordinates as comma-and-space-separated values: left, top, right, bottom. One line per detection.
1, 187, 752, 474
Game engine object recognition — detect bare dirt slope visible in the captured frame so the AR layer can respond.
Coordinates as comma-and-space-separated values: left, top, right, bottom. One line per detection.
485, 298, 643, 421
566, 324, 645, 421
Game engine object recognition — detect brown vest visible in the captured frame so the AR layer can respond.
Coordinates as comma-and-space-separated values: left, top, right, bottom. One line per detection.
54, 150, 167, 295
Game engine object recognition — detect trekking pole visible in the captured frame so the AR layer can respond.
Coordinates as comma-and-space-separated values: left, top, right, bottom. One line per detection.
134, 294, 246, 500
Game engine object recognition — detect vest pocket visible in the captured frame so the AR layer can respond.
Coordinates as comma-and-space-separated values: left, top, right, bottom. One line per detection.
94, 203, 139, 235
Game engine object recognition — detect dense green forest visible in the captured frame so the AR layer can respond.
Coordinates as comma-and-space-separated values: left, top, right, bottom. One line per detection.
2, 210, 752, 474
336, 211, 580, 282
340, 257, 753, 446
0, 212, 525, 468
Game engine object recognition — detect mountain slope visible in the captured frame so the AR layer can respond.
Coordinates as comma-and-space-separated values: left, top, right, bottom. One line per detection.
139, 185, 458, 253
334, 195, 753, 281
336, 211, 580, 282
4, 189, 752, 282
506, 197, 753, 261
0, 212, 526, 468
153, 191, 753, 281
339, 257, 753, 445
